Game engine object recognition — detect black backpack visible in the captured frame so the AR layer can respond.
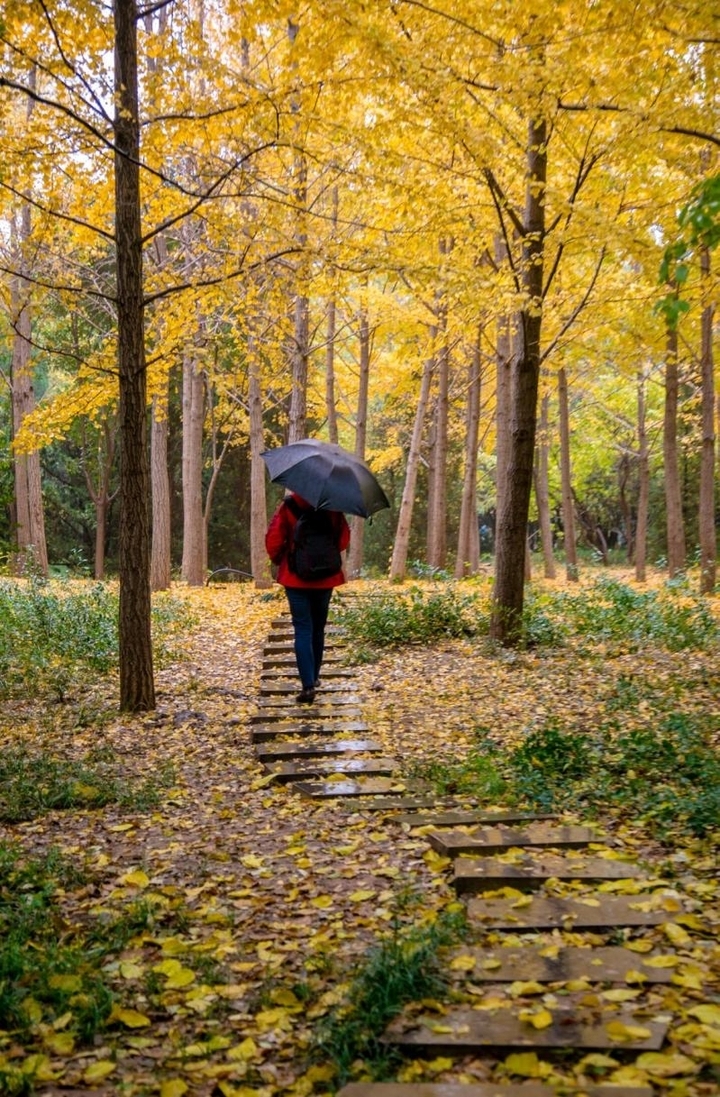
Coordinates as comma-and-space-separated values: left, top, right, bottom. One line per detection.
286, 497, 342, 581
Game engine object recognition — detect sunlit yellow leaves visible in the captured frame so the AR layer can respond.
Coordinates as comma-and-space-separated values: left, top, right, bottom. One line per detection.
309, 894, 334, 909
82, 1060, 116, 1083
504, 1051, 552, 1078
109, 1006, 152, 1028
605, 1020, 652, 1042
119, 961, 144, 979
240, 854, 264, 869
449, 953, 477, 972
48, 973, 82, 993
153, 959, 196, 988
160, 1081, 189, 1097
42, 1030, 75, 1055
255, 1007, 294, 1033
687, 1004, 720, 1026
120, 869, 150, 888
664, 922, 693, 946
509, 980, 545, 996
518, 1007, 553, 1029
636, 1051, 698, 1077
228, 1037, 260, 1062
349, 888, 376, 902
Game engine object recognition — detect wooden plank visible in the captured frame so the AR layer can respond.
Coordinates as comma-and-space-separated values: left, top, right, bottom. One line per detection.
444, 945, 676, 983
255, 738, 384, 761
393, 811, 557, 828
466, 894, 669, 930
453, 855, 643, 895
259, 681, 354, 695
428, 824, 596, 856
251, 720, 370, 742
260, 667, 356, 681
383, 1007, 668, 1053
256, 692, 360, 708
263, 757, 397, 783
338, 1082, 654, 1097
250, 707, 363, 724
296, 777, 412, 799
339, 1084, 654, 1097
262, 653, 345, 668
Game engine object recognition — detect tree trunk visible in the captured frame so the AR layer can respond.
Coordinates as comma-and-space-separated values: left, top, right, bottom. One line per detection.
491, 115, 546, 645
249, 340, 273, 587
347, 301, 371, 579
150, 397, 172, 591
455, 328, 482, 577
493, 236, 512, 561
534, 390, 556, 579
389, 353, 435, 582
10, 164, 48, 577
635, 369, 649, 583
180, 346, 206, 585
114, 0, 155, 711
427, 244, 450, 570
558, 367, 578, 580
325, 185, 339, 445
698, 245, 716, 594
663, 317, 686, 577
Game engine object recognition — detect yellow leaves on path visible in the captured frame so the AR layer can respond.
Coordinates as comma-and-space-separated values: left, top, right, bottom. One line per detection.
518, 1007, 554, 1029
605, 1020, 652, 1042
109, 1006, 152, 1028
82, 1060, 116, 1083
153, 959, 196, 988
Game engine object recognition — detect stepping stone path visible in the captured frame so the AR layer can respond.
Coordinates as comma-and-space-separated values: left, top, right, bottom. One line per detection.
255, 617, 705, 1097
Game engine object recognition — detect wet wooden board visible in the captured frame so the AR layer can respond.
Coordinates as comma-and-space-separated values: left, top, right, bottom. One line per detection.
260, 667, 356, 681
428, 824, 596, 856
251, 720, 370, 742
263, 757, 397, 782
262, 652, 346, 668
263, 639, 346, 652
346, 797, 437, 811
394, 811, 557, 828
338, 1082, 654, 1097
444, 944, 676, 983
255, 738, 384, 761
270, 619, 345, 633
383, 1007, 668, 1052
453, 855, 643, 894
259, 680, 355, 695
296, 777, 412, 799
250, 707, 363, 724
466, 894, 670, 930
256, 692, 361, 708
338, 1084, 653, 1097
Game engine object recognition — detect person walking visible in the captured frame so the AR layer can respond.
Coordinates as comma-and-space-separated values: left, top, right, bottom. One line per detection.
265, 492, 350, 704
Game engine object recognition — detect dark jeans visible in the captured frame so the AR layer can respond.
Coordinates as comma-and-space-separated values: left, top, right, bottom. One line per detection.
284, 587, 334, 690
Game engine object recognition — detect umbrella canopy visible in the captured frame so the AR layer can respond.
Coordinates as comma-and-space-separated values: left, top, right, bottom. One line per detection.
261, 439, 390, 518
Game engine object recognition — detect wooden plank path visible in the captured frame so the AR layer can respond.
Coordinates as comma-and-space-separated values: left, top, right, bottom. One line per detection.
252, 616, 694, 1094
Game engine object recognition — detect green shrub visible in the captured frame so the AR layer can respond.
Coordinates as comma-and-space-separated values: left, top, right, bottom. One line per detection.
314, 896, 466, 1084
0, 747, 176, 823
0, 578, 196, 699
333, 586, 484, 648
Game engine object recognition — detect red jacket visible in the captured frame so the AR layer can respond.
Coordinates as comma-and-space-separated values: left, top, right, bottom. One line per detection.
265, 493, 351, 589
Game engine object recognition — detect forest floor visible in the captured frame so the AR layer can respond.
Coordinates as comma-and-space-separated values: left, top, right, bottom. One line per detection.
0, 572, 719, 1096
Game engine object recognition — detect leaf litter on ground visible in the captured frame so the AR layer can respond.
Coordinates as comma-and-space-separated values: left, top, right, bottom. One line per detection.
0, 574, 718, 1095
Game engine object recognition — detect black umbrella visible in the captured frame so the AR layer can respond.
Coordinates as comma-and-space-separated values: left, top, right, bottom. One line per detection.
261, 439, 390, 518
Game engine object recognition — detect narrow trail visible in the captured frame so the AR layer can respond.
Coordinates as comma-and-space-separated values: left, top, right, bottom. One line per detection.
252, 613, 719, 1097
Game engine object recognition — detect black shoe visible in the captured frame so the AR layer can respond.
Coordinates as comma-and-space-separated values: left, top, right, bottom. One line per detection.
297, 688, 316, 704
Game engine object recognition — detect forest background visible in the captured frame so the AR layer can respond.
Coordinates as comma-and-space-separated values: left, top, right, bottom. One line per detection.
0, 0, 719, 710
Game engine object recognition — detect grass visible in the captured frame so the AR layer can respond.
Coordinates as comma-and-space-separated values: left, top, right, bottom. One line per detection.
0, 576, 196, 701
314, 891, 466, 1085
405, 714, 720, 839
333, 575, 718, 658
0, 746, 176, 823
